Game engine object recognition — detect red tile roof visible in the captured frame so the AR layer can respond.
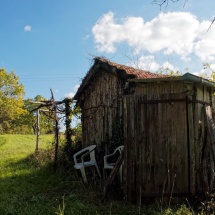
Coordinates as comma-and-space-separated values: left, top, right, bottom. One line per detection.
97, 57, 167, 79
74, 57, 168, 100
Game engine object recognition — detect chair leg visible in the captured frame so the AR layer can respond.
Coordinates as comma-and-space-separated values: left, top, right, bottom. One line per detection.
80, 167, 87, 183
103, 169, 107, 181
95, 164, 101, 178
119, 165, 123, 184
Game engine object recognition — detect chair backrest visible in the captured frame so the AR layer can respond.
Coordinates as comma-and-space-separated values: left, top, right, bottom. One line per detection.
87, 145, 97, 162
85, 144, 96, 152
73, 145, 97, 164
114, 145, 124, 154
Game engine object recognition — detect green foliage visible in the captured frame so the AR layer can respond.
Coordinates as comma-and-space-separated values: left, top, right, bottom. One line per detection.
202, 62, 215, 81
72, 122, 82, 143
9, 99, 35, 134
157, 66, 183, 77
64, 98, 73, 147
61, 99, 82, 168
10, 95, 53, 134
72, 105, 81, 120
32, 95, 53, 134
0, 69, 25, 132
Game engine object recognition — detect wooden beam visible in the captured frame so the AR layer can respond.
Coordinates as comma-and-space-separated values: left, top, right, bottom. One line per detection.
35, 109, 40, 152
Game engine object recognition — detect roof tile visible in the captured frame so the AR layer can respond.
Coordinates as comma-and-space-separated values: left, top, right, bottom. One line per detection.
98, 57, 167, 79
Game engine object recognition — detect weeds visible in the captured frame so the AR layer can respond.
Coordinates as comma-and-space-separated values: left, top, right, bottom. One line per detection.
56, 195, 66, 215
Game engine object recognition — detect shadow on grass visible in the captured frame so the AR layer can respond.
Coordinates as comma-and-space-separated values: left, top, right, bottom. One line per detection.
0, 148, 197, 215
0, 149, 93, 215
0, 149, 140, 215
1, 147, 138, 215
4, 148, 54, 170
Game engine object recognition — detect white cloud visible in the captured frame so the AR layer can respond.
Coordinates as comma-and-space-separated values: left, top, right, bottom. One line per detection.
129, 55, 160, 71
92, 12, 124, 53
129, 55, 178, 73
197, 63, 215, 78
92, 11, 215, 62
24, 25, 32, 32
65, 92, 75, 98
64, 85, 80, 99
194, 21, 215, 61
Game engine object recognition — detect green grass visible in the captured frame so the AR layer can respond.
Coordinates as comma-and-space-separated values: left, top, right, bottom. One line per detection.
0, 134, 207, 214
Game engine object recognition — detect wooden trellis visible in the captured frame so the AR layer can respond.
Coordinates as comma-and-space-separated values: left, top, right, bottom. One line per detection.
32, 89, 73, 169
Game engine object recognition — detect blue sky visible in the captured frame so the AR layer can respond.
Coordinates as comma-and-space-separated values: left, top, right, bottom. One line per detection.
1, 0, 215, 101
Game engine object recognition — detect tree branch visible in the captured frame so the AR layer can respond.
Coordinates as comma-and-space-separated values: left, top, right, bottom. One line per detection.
151, 0, 187, 9
207, 17, 215, 32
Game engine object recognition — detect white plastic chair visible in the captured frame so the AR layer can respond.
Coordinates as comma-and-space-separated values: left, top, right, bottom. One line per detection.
73, 145, 101, 183
103, 145, 124, 183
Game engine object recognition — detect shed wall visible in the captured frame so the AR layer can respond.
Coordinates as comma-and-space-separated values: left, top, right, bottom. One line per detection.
123, 81, 215, 203
81, 69, 124, 153
79, 72, 215, 203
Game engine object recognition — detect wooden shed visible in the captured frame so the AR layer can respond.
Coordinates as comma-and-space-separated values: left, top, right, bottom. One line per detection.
74, 57, 215, 203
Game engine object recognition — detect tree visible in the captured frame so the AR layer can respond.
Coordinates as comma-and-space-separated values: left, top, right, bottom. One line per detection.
9, 98, 34, 134
201, 63, 215, 81
0, 69, 25, 133
32, 95, 53, 134
10, 95, 54, 134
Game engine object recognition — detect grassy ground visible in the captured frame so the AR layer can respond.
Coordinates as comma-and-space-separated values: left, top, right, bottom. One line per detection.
0, 134, 206, 214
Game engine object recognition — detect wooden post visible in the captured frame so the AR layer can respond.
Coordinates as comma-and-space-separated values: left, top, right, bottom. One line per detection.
204, 105, 215, 194
50, 89, 59, 170
205, 105, 215, 163
54, 114, 59, 170
36, 109, 40, 152
64, 98, 72, 154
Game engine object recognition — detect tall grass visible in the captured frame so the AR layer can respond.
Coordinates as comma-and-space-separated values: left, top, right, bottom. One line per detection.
0, 134, 98, 214
0, 134, 204, 214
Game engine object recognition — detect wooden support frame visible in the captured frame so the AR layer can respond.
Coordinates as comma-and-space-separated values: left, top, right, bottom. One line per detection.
35, 109, 40, 152
31, 89, 73, 169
